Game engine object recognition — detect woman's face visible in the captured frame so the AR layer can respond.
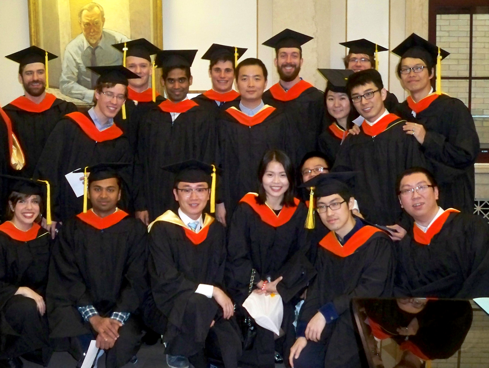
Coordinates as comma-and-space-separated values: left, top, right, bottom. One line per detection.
11, 195, 40, 228
326, 90, 351, 121
262, 160, 289, 203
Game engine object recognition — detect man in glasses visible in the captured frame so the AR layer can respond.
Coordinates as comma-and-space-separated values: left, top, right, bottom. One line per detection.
388, 167, 489, 298
290, 172, 395, 368
392, 34, 479, 214
333, 69, 427, 225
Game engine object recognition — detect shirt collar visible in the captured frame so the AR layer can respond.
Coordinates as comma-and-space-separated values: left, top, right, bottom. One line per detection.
82, 31, 107, 51
415, 207, 444, 233
239, 100, 265, 116
88, 107, 114, 131
279, 77, 303, 92
364, 109, 389, 126
178, 208, 203, 229
337, 216, 364, 245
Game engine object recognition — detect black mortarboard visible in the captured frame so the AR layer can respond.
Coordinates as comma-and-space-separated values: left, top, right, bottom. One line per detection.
5, 46, 57, 66
155, 50, 198, 69
340, 39, 388, 55
391, 33, 450, 68
262, 29, 313, 50
112, 38, 161, 62
87, 65, 140, 86
300, 172, 356, 198
201, 44, 247, 62
163, 159, 218, 186
318, 69, 354, 93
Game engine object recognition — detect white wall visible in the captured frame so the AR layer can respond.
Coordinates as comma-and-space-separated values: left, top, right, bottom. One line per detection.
163, 0, 258, 92
0, 0, 30, 105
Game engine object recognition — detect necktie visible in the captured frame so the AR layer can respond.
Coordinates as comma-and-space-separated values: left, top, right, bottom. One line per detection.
90, 47, 97, 88
188, 221, 199, 232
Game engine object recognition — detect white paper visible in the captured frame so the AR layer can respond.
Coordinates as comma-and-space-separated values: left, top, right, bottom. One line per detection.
474, 298, 489, 315
243, 292, 283, 335
81, 340, 99, 368
65, 170, 85, 198
352, 116, 364, 126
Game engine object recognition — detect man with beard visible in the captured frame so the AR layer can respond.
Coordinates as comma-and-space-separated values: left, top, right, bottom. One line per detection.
3, 46, 77, 178
262, 29, 325, 152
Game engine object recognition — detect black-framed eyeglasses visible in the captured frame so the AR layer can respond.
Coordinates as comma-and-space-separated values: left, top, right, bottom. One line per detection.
316, 200, 345, 213
101, 91, 126, 101
351, 89, 380, 104
399, 65, 427, 75
176, 187, 210, 196
398, 185, 434, 196
302, 167, 329, 176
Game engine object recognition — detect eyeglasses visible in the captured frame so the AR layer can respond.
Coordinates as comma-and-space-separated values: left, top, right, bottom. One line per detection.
399, 65, 427, 75
398, 298, 427, 309
176, 187, 210, 196
101, 91, 126, 102
398, 185, 434, 196
351, 89, 380, 104
302, 167, 329, 176
316, 200, 345, 213
349, 57, 371, 64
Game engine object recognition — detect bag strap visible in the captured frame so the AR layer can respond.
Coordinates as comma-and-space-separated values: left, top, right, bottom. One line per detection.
248, 269, 256, 295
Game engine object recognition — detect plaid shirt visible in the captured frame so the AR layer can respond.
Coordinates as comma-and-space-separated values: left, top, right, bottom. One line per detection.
77, 305, 130, 325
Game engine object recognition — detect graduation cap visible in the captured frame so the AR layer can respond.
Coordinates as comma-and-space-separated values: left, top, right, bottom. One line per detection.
73, 163, 130, 214
262, 29, 313, 50
162, 159, 218, 213
0, 175, 52, 225
300, 172, 357, 229
392, 33, 450, 94
155, 50, 198, 69
318, 69, 354, 93
340, 39, 388, 70
5, 45, 58, 89
201, 43, 247, 68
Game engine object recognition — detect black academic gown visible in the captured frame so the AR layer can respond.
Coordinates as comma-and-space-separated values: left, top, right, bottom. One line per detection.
296, 222, 394, 368
394, 211, 489, 298
226, 196, 313, 368
396, 94, 479, 213
317, 122, 349, 166
3, 93, 77, 178
134, 100, 217, 221
148, 211, 241, 367
218, 101, 305, 224
0, 223, 51, 363
192, 89, 240, 117
34, 112, 132, 222
47, 211, 147, 365
333, 114, 428, 225
384, 91, 400, 112
0, 112, 9, 221
263, 80, 325, 152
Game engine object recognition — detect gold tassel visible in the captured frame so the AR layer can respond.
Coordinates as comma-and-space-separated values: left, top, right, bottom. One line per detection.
234, 47, 238, 68
436, 47, 442, 95
122, 103, 126, 120
83, 166, 89, 213
210, 164, 216, 213
45, 51, 49, 89
375, 44, 379, 71
37, 179, 51, 225
305, 187, 315, 229
123, 42, 127, 67
152, 60, 156, 102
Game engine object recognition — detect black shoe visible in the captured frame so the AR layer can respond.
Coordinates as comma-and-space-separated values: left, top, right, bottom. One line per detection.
274, 352, 283, 364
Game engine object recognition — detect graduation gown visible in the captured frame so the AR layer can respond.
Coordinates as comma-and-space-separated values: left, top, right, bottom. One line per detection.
148, 211, 241, 365
297, 223, 394, 368
263, 80, 325, 152
396, 94, 479, 213
34, 112, 132, 222
384, 90, 400, 113
226, 195, 313, 368
115, 87, 165, 154
0, 111, 10, 221
218, 101, 305, 224
333, 113, 428, 225
394, 210, 489, 298
317, 122, 349, 165
192, 89, 240, 116
47, 210, 148, 338
0, 222, 51, 360
3, 93, 77, 178
134, 99, 218, 221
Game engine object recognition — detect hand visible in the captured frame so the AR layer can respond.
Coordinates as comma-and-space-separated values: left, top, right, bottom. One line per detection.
397, 317, 419, 336
403, 122, 426, 144
386, 224, 407, 241
264, 276, 283, 295
15, 287, 46, 316
41, 218, 59, 239
305, 312, 326, 342
135, 210, 149, 226
212, 287, 234, 319
352, 209, 364, 219
289, 337, 308, 367
89, 315, 121, 348
349, 125, 361, 135
215, 203, 227, 227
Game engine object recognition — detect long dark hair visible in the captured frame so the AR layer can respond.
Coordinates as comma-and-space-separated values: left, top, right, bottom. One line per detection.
257, 149, 296, 207
323, 87, 359, 130
5, 192, 43, 222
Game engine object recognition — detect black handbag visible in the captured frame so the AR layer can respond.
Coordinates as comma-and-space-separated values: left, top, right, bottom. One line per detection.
238, 268, 258, 350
